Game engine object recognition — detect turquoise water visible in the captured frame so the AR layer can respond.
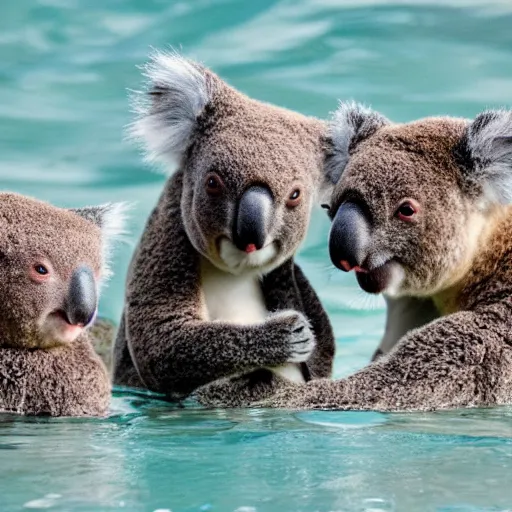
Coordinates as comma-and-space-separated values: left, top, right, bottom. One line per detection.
2, 0, 512, 510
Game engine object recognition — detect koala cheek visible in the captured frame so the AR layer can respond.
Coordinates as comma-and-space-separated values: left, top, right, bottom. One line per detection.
281, 218, 308, 254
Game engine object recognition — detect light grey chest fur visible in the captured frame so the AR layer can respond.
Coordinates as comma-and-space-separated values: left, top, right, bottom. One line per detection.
377, 296, 439, 354
200, 258, 304, 383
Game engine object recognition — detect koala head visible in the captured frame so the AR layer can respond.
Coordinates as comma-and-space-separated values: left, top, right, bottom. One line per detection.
130, 51, 326, 275
323, 103, 512, 297
0, 193, 127, 349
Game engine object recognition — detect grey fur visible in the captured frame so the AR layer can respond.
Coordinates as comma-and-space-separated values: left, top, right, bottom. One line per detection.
114, 173, 335, 405
261, 302, 512, 411
1, 338, 110, 416
0, 194, 126, 416
129, 51, 214, 169
113, 54, 335, 405
457, 109, 512, 205
71, 203, 130, 281
261, 108, 512, 411
325, 101, 389, 186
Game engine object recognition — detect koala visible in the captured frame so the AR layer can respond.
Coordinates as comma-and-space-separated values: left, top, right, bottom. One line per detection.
0, 193, 126, 416
262, 103, 512, 411
112, 52, 335, 406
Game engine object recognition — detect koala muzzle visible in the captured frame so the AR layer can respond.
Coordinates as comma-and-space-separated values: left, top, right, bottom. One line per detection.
64, 266, 98, 327
233, 186, 273, 253
329, 202, 371, 271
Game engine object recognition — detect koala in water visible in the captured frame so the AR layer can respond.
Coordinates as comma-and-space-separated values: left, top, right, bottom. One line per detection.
263, 103, 512, 411
0, 193, 126, 416
112, 52, 335, 406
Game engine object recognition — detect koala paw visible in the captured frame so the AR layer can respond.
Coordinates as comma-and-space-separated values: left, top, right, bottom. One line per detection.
268, 310, 316, 363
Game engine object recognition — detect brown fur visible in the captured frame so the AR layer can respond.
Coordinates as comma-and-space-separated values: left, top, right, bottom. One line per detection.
0, 193, 123, 416
0, 336, 110, 416
261, 107, 512, 411
113, 53, 335, 405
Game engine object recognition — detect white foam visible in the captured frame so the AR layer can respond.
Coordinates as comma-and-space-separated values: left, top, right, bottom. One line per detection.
24, 494, 62, 509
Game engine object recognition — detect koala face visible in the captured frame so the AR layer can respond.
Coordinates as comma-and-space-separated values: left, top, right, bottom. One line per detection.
181, 96, 322, 275
324, 104, 512, 297
131, 52, 325, 275
0, 194, 126, 349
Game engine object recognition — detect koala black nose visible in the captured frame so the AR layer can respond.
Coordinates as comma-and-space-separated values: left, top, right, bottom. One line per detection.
64, 266, 98, 327
233, 186, 274, 253
329, 202, 371, 271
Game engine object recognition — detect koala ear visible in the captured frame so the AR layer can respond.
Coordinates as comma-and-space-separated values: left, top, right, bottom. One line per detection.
458, 109, 512, 205
324, 102, 389, 187
70, 203, 130, 280
128, 50, 215, 172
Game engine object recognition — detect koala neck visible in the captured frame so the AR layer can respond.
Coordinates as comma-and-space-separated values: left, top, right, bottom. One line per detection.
432, 206, 511, 315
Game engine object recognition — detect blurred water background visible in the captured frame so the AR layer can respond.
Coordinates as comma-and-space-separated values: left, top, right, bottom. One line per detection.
2, 1, 512, 511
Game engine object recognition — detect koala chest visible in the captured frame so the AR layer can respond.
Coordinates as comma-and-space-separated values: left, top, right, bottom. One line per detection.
199, 259, 305, 384
200, 260, 267, 324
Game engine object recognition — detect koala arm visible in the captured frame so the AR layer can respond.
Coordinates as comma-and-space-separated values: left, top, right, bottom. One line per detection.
194, 265, 335, 408
293, 264, 335, 378
128, 300, 308, 398
124, 174, 311, 398
0, 336, 110, 417
264, 301, 512, 411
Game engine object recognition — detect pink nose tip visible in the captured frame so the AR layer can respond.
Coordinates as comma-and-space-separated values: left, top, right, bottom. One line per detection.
339, 260, 354, 272
340, 260, 369, 273
245, 244, 257, 253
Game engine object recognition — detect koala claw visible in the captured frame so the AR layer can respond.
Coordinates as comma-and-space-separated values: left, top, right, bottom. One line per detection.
265, 310, 316, 364
288, 338, 315, 362
277, 311, 316, 363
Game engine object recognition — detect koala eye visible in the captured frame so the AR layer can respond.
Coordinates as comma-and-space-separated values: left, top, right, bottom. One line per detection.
321, 204, 331, 211
30, 262, 51, 283
205, 173, 224, 196
395, 199, 420, 222
34, 264, 48, 275
286, 188, 302, 208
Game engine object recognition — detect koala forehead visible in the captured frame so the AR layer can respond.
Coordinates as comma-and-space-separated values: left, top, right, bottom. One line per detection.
190, 88, 325, 192
340, 117, 468, 203
0, 194, 102, 273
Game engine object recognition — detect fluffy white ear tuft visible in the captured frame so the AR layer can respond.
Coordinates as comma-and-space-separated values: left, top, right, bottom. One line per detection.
70, 203, 131, 282
128, 50, 214, 172
462, 109, 512, 205
325, 101, 389, 186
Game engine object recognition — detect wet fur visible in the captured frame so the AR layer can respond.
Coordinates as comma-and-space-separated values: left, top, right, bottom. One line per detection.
1, 336, 110, 416
113, 173, 335, 406
265, 211, 512, 411
0, 194, 123, 417
262, 110, 512, 411
113, 53, 335, 406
